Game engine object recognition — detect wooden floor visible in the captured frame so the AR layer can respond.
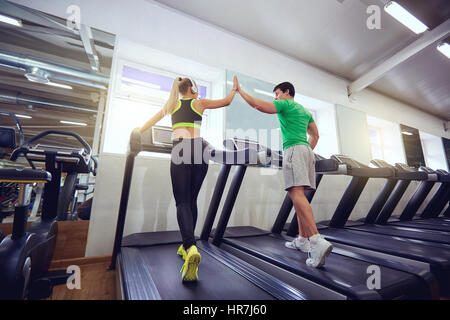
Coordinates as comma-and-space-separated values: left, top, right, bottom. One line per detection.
0, 220, 90, 260
47, 256, 116, 300
53, 220, 91, 260
47, 221, 117, 300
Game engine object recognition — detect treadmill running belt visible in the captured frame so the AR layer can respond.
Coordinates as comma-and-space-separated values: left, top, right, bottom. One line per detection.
223, 235, 427, 299
347, 224, 450, 245
385, 220, 450, 232
120, 243, 276, 300
319, 227, 450, 292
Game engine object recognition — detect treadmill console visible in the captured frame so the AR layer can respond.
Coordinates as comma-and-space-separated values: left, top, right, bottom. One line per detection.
371, 159, 394, 169
34, 144, 86, 155
331, 155, 365, 168
419, 166, 436, 174
231, 138, 282, 167
138, 126, 173, 154
394, 163, 416, 173
151, 126, 173, 147
232, 138, 264, 153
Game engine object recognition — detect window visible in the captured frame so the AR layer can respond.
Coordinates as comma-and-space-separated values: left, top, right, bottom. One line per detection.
366, 116, 406, 165
224, 71, 338, 156
420, 131, 448, 170
295, 95, 339, 158
368, 126, 383, 160
118, 65, 208, 103
102, 60, 214, 155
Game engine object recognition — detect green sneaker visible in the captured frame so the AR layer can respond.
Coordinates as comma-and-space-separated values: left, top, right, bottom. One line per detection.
177, 244, 187, 260
180, 245, 201, 282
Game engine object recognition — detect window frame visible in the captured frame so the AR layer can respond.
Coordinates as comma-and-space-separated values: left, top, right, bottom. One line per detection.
108, 60, 213, 155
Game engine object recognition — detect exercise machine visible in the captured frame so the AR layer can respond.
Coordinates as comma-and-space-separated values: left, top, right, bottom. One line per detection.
109, 127, 309, 300
9, 130, 96, 298
210, 139, 438, 299
0, 167, 51, 299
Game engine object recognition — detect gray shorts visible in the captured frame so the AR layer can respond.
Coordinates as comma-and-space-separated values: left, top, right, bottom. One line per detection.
283, 144, 316, 191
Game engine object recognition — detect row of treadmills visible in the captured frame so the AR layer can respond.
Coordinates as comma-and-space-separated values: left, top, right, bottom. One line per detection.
109, 127, 450, 300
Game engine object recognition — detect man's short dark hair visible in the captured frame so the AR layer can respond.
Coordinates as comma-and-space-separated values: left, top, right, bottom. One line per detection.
273, 82, 295, 97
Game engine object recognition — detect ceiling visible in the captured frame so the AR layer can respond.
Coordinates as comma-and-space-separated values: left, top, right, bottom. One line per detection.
154, 0, 450, 120
0, 0, 115, 149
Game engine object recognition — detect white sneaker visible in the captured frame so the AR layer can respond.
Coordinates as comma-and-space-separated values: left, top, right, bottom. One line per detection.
285, 236, 311, 253
306, 234, 333, 268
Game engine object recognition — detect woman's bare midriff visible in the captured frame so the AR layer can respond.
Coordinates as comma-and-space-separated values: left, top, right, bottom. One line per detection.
172, 127, 201, 140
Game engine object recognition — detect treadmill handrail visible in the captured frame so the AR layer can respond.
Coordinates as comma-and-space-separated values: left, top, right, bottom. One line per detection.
229, 137, 284, 167
23, 130, 92, 155
331, 154, 394, 178
0, 168, 51, 183
418, 166, 436, 174
140, 141, 261, 166
369, 161, 429, 181
9, 130, 93, 170
434, 169, 450, 182
10, 147, 89, 169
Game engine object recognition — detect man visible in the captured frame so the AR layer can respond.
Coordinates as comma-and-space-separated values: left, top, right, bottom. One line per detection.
236, 79, 333, 268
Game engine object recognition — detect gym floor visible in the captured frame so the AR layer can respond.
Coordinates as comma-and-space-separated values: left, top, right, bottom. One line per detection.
46, 221, 116, 300
47, 256, 116, 300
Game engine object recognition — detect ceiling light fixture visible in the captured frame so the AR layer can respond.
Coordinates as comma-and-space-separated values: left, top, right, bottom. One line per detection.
437, 42, 450, 59
401, 131, 413, 136
0, 113, 31, 119
47, 82, 73, 90
24, 67, 49, 84
15, 114, 32, 119
0, 14, 22, 27
60, 120, 87, 126
384, 1, 428, 34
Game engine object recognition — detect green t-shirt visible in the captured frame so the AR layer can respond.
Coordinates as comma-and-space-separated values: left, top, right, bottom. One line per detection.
273, 99, 314, 150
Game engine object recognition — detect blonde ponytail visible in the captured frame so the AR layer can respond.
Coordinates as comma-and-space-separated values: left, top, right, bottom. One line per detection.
162, 78, 181, 116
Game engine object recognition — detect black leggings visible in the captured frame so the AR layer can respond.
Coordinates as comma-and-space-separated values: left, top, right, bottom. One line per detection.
170, 138, 209, 249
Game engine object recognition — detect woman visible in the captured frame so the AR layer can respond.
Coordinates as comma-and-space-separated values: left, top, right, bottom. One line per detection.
137, 76, 238, 281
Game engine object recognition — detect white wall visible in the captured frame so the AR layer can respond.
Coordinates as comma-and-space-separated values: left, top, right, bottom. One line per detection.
420, 131, 448, 171
296, 95, 339, 159
11, 0, 449, 139
335, 105, 372, 164
367, 115, 406, 165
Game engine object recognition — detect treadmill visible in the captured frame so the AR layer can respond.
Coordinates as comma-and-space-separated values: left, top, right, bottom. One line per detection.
307, 155, 450, 295
109, 127, 310, 300
366, 160, 450, 232
208, 139, 439, 300
8, 130, 97, 298
10, 130, 98, 222
341, 161, 450, 243
374, 165, 450, 230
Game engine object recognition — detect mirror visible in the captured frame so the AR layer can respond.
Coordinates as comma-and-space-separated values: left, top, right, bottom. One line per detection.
0, 1, 115, 243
